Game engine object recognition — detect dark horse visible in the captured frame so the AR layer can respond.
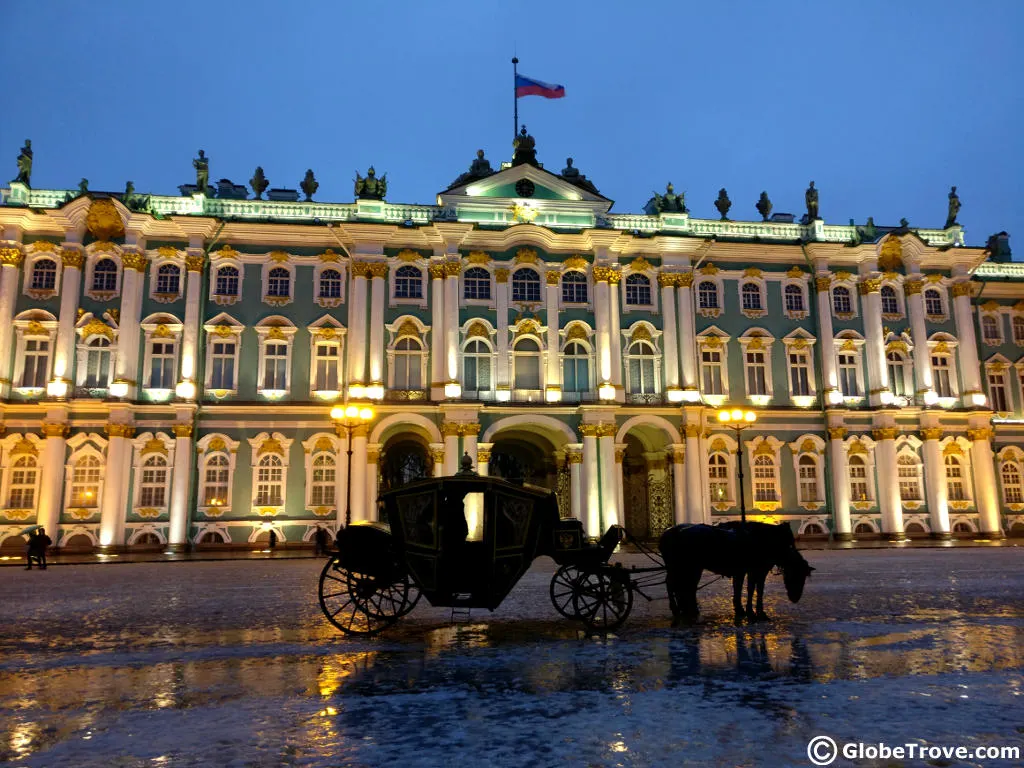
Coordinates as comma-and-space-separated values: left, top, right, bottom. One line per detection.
659, 521, 814, 623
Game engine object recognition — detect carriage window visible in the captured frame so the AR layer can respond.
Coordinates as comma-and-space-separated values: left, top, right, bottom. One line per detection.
698, 281, 719, 310
848, 455, 869, 502
92, 258, 118, 292
203, 454, 230, 506
462, 338, 492, 394
832, 286, 852, 315
139, 455, 168, 508
215, 266, 239, 297
511, 269, 541, 303
562, 341, 589, 394
945, 455, 966, 501
310, 453, 336, 507
393, 337, 424, 390
880, 285, 899, 315
31, 258, 57, 291
625, 274, 652, 306
513, 337, 541, 390
1001, 462, 1023, 504
8, 456, 37, 508
897, 454, 922, 501
797, 455, 819, 503
394, 265, 423, 299
561, 271, 588, 304
784, 284, 804, 313
319, 269, 342, 299
255, 454, 284, 506
708, 453, 730, 503
463, 267, 491, 301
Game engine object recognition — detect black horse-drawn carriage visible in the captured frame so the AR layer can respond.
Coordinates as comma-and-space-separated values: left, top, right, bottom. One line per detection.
319, 471, 644, 634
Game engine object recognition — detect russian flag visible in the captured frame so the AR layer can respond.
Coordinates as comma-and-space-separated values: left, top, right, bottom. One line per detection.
515, 74, 565, 99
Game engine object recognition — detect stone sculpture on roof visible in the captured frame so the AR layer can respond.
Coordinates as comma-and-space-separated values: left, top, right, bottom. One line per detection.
355, 166, 387, 200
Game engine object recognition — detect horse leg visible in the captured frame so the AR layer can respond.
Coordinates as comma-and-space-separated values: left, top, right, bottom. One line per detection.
755, 569, 769, 621
745, 570, 758, 621
732, 574, 745, 623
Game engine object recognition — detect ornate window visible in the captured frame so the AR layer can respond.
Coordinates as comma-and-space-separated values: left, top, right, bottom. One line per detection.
30, 258, 57, 292
561, 271, 588, 304
198, 433, 240, 510
752, 455, 778, 503
255, 320, 297, 396
988, 367, 1010, 412
462, 338, 493, 395
624, 274, 652, 306
13, 311, 58, 392
463, 267, 491, 301
7, 455, 38, 509
155, 264, 181, 295
92, 258, 118, 292
625, 339, 658, 395
267, 267, 290, 297
312, 338, 342, 393
981, 314, 1002, 345
394, 265, 423, 299
215, 265, 240, 297
880, 285, 900, 316
149, 340, 177, 389
81, 337, 113, 388
513, 337, 542, 390
924, 288, 945, 318
838, 351, 860, 397
832, 286, 852, 315
310, 453, 336, 507
784, 284, 805, 314
262, 342, 289, 391
745, 349, 769, 397
848, 455, 870, 503
393, 337, 425, 389
255, 455, 284, 505
139, 455, 169, 507
562, 341, 590, 395
931, 353, 955, 399
897, 454, 923, 502
21, 338, 50, 389
887, 351, 909, 398
698, 280, 719, 311
945, 455, 967, 501
708, 452, 731, 504
210, 339, 237, 391
797, 455, 820, 503
1013, 316, 1024, 346
741, 282, 763, 311
512, 268, 541, 303
702, 349, 724, 396
1001, 461, 1023, 504
319, 268, 342, 299
203, 454, 230, 506
70, 455, 101, 508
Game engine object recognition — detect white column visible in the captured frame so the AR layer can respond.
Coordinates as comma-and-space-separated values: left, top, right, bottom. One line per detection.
953, 282, 984, 404
581, 430, 600, 536
609, 276, 623, 398
52, 246, 84, 388
36, 422, 67, 542
178, 253, 204, 394
0, 249, 23, 397
115, 251, 147, 398
477, 443, 492, 476
495, 270, 510, 396
442, 423, 459, 475
444, 262, 460, 392
348, 427, 368, 523
462, 426, 479, 471
874, 429, 903, 537
99, 425, 133, 548
669, 444, 686, 525
920, 428, 949, 536
167, 424, 193, 549
860, 279, 889, 405
429, 263, 445, 398
335, 433, 350, 531
828, 428, 852, 538
545, 272, 560, 400
615, 445, 626, 527
366, 444, 380, 521
367, 264, 387, 393
815, 275, 840, 403
598, 430, 620, 529
659, 274, 680, 397
969, 427, 1003, 536
684, 423, 704, 523
567, 445, 583, 522
347, 263, 369, 390
677, 274, 698, 396
905, 280, 935, 397
593, 271, 613, 391
429, 444, 445, 477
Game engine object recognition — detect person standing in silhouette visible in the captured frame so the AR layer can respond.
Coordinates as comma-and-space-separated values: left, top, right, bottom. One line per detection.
268, 529, 277, 550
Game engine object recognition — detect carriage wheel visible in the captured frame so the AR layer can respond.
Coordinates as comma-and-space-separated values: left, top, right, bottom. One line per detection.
318, 556, 412, 635
549, 564, 586, 619
573, 568, 634, 631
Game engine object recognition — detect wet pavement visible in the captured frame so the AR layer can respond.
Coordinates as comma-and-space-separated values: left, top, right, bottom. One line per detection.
1, 548, 1022, 767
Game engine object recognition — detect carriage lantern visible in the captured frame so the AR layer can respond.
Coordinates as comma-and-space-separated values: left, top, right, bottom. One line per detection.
331, 404, 375, 526
717, 408, 756, 525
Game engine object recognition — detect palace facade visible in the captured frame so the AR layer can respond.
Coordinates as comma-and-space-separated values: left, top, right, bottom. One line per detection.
0, 134, 1021, 552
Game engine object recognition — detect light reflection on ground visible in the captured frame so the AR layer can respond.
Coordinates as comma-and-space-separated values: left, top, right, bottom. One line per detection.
0, 548, 1021, 766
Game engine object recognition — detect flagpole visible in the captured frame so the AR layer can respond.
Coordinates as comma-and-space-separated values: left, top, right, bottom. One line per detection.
512, 56, 519, 139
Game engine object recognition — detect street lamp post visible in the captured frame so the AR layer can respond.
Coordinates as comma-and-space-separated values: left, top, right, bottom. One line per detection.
331, 404, 374, 528
717, 408, 757, 525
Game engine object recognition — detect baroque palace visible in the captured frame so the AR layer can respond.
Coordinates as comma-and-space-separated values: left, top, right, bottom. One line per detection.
0, 132, 1021, 553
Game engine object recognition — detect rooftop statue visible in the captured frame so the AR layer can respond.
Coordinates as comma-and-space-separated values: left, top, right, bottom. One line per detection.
124, 180, 135, 199
512, 125, 537, 167
559, 157, 600, 196
78, 178, 89, 195
756, 191, 772, 221
561, 157, 579, 179
647, 182, 688, 214
449, 149, 495, 188
301, 169, 319, 202
193, 150, 209, 193
945, 186, 961, 228
13, 140, 32, 186
714, 188, 732, 220
250, 166, 269, 200
355, 166, 387, 200
804, 181, 819, 222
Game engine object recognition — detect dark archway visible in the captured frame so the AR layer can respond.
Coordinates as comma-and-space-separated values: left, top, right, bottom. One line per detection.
381, 438, 430, 491
63, 533, 95, 551
489, 431, 558, 490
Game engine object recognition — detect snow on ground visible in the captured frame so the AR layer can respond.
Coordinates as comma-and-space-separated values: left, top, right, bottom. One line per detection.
1, 548, 1022, 767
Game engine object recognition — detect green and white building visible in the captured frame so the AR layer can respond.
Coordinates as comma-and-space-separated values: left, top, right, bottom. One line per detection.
0, 134, 1021, 551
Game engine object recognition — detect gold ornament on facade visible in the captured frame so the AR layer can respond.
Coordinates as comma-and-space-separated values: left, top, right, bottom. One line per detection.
155, 246, 178, 260
592, 266, 616, 283
700, 263, 719, 275
69, 508, 96, 521
466, 321, 489, 339
212, 325, 236, 337
121, 252, 147, 272
709, 437, 728, 452
903, 280, 923, 295
815, 276, 832, 292
185, 254, 205, 273
847, 440, 868, 456
885, 340, 909, 354
839, 339, 857, 352
563, 255, 588, 270
429, 446, 446, 463
368, 262, 389, 278
266, 327, 288, 341
317, 249, 340, 263
657, 273, 677, 288
566, 450, 583, 464
614, 447, 626, 463
684, 424, 702, 438
10, 438, 38, 456
631, 325, 652, 342
85, 198, 125, 241
988, 361, 1008, 373
753, 441, 775, 457
952, 282, 976, 298
932, 341, 950, 354
466, 251, 490, 265
105, 423, 135, 438
477, 448, 492, 463
924, 273, 944, 283
546, 270, 560, 285
701, 335, 723, 348
26, 320, 47, 336
834, 271, 854, 282
980, 300, 1001, 312
919, 428, 943, 441
2, 509, 34, 521
269, 250, 290, 263
789, 337, 809, 350
565, 324, 588, 341
872, 427, 899, 441
678, 272, 695, 287
136, 507, 162, 519
942, 442, 964, 457
799, 439, 819, 454
366, 448, 380, 464
514, 248, 538, 264
827, 427, 847, 440
743, 267, 763, 278
349, 261, 371, 278
79, 318, 114, 340
494, 267, 509, 283
207, 437, 227, 452
428, 264, 445, 279
858, 278, 881, 295
313, 436, 335, 453
459, 423, 481, 437
258, 438, 284, 456
0, 247, 25, 267
442, 261, 461, 277
967, 427, 993, 442
30, 241, 57, 252
578, 424, 601, 438
396, 249, 420, 262
596, 423, 618, 438
61, 248, 84, 268
878, 237, 904, 272
396, 319, 420, 338
786, 266, 805, 279
141, 437, 168, 456
212, 245, 240, 260
516, 319, 540, 336
630, 256, 653, 272
153, 324, 175, 339
256, 507, 279, 517
441, 422, 461, 437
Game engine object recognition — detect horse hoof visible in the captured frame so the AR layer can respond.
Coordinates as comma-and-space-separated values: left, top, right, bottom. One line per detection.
745, 610, 757, 621
755, 612, 770, 622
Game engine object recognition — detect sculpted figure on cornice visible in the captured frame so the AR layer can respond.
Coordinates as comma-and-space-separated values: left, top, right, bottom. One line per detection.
756, 191, 772, 222
355, 166, 387, 200
945, 186, 961, 229
13, 139, 32, 185
646, 183, 687, 214
804, 181, 819, 222
193, 150, 209, 192
559, 158, 600, 195
450, 150, 495, 187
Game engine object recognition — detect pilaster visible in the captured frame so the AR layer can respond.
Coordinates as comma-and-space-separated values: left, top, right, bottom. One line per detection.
367, 262, 387, 396
676, 273, 699, 398
51, 243, 84, 394
429, 262, 445, 400
115, 246, 147, 399
168, 420, 194, 550
659, 274, 680, 399
814, 270, 841, 404
0, 244, 25, 397
347, 261, 370, 392
952, 281, 984, 405
99, 420, 134, 549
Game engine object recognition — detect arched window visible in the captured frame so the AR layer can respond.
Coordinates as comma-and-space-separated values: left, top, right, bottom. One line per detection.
393, 337, 424, 389
394, 265, 423, 299
562, 341, 590, 394
802, 523, 825, 535
511, 269, 541, 302
849, 455, 869, 502
31, 259, 57, 291
84, 337, 112, 388
92, 258, 117, 292
311, 454, 336, 506
698, 281, 719, 310
982, 315, 1001, 344
945, 455, 966, 500
708, 453, 730, 503
561, 271, 588, 304
156, 264, 181, 295
462, 338, 492, 394
952, 521, 973, 533
798, 454, 819, 503
464, 267, 491, 300
139, 455, 168, 507
784, 284, 804, 313
1001, 462, 1023, 504
897, 454, 922, 501
8, 456, 37, 508
513, 337, 541, 390
924, 289, 944, 316
1012, 316, 1024, 345
625, 274, 651, 306
319, 269, 342, 299
71, 455, 101, 507
741, 282, 762, 311
255, 454, 284, 505
625, 340, 657, 395
198, 531, 225, 544
854, 522, 875, 534
753, 455, 777, 502
215, 266, 239, 297
832, 286, 852, 314
267, 267, 290, 297
880, 285, 899, 315
203, 454, 230, 506
886, 351, 907, 397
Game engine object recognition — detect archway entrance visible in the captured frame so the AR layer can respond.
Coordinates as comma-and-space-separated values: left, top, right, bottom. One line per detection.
488, 429, 570, 516
381, 438, 430, 491
619, 424, 675, 541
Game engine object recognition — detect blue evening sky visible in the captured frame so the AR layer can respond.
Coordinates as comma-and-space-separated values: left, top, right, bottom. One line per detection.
3, 0, 1021, 249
